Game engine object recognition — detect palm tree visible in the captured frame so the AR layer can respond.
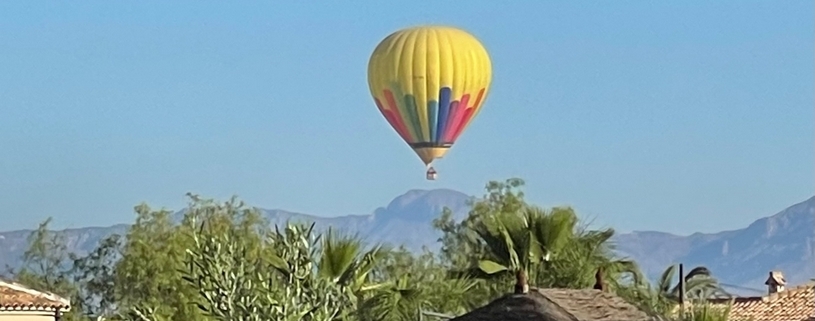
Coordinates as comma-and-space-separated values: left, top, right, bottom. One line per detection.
469, 205, 577, 294
529, 207, 578, 262
534, 223, 643, 290
623, 264, 730, 317
317, 227, 389, 304
357, 247, 479, 321
655, 264, 729, 302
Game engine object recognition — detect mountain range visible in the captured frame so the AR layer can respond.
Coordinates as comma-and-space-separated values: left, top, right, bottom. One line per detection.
1, 188, 812, 296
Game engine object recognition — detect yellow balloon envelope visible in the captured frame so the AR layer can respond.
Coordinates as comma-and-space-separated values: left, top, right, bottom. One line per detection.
367, 25, 492, 166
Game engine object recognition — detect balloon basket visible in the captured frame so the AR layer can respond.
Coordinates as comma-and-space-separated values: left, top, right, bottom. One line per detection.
425, 167, 438, 181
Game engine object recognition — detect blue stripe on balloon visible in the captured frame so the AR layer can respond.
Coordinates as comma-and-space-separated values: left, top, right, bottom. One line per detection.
436, 87, 452, 143
428, 100, 438, 143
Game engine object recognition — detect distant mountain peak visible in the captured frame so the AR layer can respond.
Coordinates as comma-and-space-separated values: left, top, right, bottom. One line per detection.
387, 188, 470, 208
373, 188, 471, 222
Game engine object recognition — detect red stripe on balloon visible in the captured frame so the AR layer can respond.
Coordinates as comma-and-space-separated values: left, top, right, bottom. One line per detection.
375, 98, 410, 142
444, 94, 470, 142
385, 110, 410, 142
440, 101, 459, 142
442, 94, 469, 142
452, 108, 474, 142
382, 90, 414, 143
450, 88, 485, 141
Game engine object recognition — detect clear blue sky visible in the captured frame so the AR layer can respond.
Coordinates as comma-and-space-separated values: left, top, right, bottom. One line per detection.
1, 1, 812, 234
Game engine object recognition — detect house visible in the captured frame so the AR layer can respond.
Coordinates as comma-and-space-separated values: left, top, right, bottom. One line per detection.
450, 287, 655, 321
703, 271, 815, 321
0, 279, 70, 321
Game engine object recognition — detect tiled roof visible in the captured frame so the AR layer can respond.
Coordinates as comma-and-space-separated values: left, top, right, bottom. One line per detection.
708, 283, 815, 321
0, 279, 71, 312
537, 288, 653, 321
451, 288, 655, 321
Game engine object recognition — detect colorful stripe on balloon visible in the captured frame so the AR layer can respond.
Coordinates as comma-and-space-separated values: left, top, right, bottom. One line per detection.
375, 86, 486, 146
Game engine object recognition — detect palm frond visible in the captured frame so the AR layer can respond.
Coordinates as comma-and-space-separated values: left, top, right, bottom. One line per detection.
658, 265, 677, 294
530, 206, 578, 257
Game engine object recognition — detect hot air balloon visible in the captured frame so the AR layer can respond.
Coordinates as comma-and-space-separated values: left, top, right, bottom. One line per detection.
367, 25, 492, 180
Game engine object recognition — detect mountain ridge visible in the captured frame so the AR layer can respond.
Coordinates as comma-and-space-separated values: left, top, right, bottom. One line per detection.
1, 189, 812, 293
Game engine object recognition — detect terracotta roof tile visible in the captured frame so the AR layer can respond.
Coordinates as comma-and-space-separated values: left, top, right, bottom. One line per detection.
451, 288, 655, 321
0, 279, 71, 311
707, 283, 815, 321
537, 288, 654, 321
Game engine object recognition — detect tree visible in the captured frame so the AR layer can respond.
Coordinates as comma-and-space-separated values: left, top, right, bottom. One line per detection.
9, 217, 84, 320
470, 205, 579, 294
436, 178, 648, 307
108, 195, 274, 321
72, 233, 123, 318
536, 224, 642, 290
433, 178, 526, 269
317, 227, 389, 305
180, 196, 352, 321
656, 264, 729, 302
360, 247, 478, 321
617, 264, 729, 317
6, 177, 696, 321
113, 203, 203, 320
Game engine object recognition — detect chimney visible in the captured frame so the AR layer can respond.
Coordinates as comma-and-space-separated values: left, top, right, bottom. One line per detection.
764, 270, 786, 294
593, 266, 606, 292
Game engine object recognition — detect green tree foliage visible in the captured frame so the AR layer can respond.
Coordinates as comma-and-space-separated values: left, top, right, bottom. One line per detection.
618, 264, 730, 316
12, 218, 76, 293
5, 217, 84, 320
182, 201, 349, 321
5, 178, 730, 321
434, 178, 648, 306
72, 233, 122, 317
317, 227, 389, 306
112, 203, 201, 320
359, 247, 479, 320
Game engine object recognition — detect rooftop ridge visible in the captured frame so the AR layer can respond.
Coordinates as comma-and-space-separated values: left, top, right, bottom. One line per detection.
762, 282, 815, 303
726, 282, 815, 321
0, 278, 71, 309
